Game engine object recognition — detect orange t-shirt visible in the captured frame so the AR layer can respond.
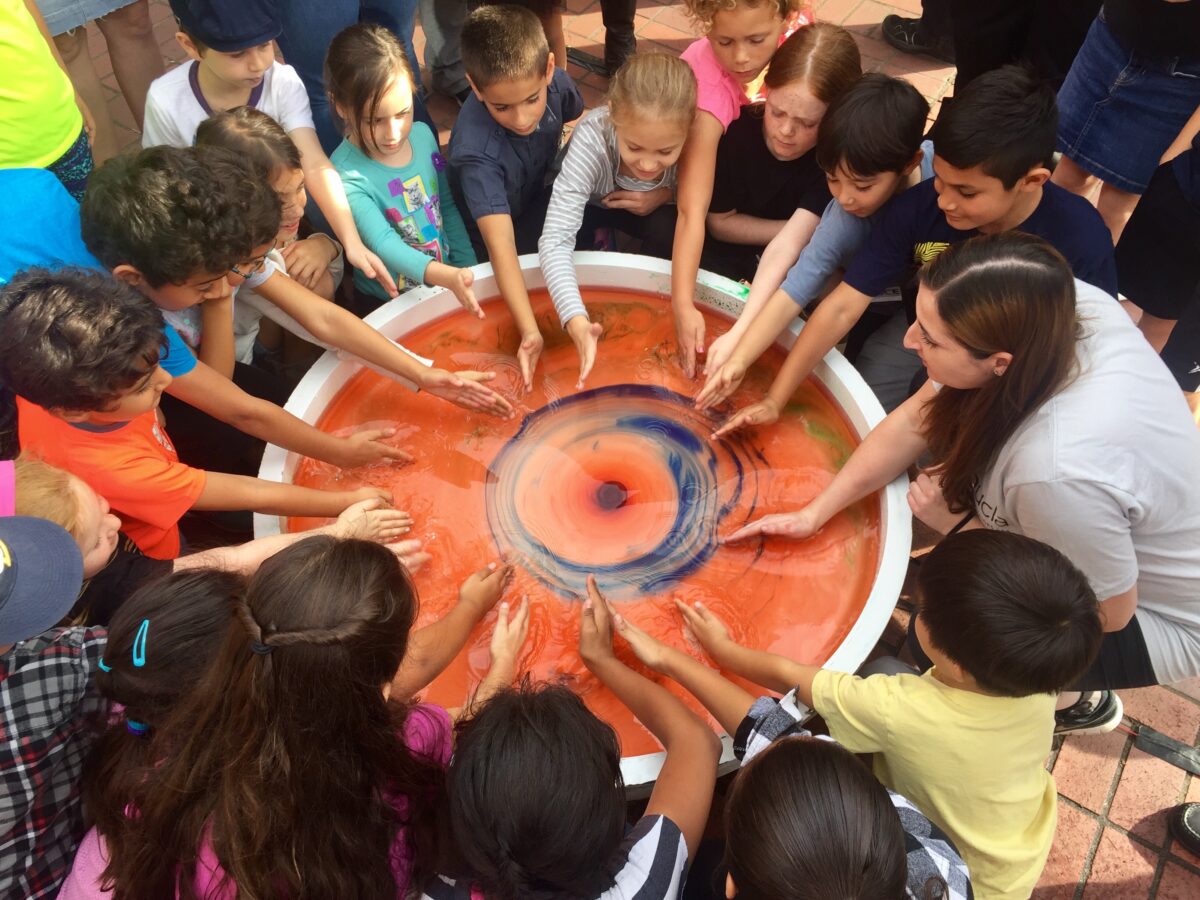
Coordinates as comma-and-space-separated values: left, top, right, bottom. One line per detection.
17, 398, 207, 559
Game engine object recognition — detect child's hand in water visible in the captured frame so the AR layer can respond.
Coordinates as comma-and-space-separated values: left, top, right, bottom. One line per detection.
565, 315, 602, 389
459, 561, 515, 617
517, 330, 544, 393
333, 427, 415, 468
426, 262, 484, 318
674, 600, 734, 661
721, 506, 821, 544
673, 304, 706, 379
579, 575, 617, 666
332, 496, 413, 543
695, 358, 748, 411
610, 607, 670, 672
702, 327, 741, 380
384, 538, 432, 573
489, 596, 531, 672
711, 397, 781, 440
419, 368, 514, 418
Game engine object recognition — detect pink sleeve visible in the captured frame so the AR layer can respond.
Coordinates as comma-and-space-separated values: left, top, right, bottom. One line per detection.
680, 39, 741, 130
402, 703, 453, 766
55, 828, 112, 899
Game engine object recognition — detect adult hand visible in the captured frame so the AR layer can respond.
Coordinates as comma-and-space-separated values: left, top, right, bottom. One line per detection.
489, 596, 531, 672
516, 330, 544, 392
579, 574, 616, 666
346, 243, 398, 298
333, 427, 415, 468
711, 397, 780, 439
566, 316, 603, 389
722, 507, 821, 544
420, 368, 514, 417
332, 497, 412, 543
601, 186, 671, 217
674, 304, 706, 379
459, 561, 515, 617
907, 472, 962, 534
695, 358, 748, 411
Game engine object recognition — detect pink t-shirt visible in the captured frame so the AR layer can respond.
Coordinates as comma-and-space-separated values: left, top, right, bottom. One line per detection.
56, 704, 453, 899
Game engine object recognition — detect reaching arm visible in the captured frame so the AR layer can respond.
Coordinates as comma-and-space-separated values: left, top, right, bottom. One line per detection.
478, 213, 542, 390
705, 210, 795, 247
197, 295, 236, 379
193, 471, 387, 516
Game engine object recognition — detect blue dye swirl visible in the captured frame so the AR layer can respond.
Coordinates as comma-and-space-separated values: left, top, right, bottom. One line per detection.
485, 384, 757, 600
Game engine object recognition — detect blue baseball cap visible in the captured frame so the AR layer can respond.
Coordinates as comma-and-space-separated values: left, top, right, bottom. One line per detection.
0, 517, 84, 646
168, 0, 282, 54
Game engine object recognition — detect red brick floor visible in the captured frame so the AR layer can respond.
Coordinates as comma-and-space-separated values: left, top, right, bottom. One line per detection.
88, 2, 1200, 896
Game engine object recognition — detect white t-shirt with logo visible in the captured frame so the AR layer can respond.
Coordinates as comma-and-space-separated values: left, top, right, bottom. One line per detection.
974, 280, 1200, 684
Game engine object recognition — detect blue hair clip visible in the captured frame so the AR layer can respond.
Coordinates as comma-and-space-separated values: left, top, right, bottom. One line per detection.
125, 719, 150, 736
97, 657, 112, 673
132, 619, 149, 668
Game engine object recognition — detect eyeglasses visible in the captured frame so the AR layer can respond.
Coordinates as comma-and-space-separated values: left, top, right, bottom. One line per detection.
229, 242, 276, 278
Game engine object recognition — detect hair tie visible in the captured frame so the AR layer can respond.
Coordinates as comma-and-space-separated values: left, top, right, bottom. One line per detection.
0, 459, 14, 518
97, 657, 112, 672
132, 619, 149, 668
250, 640, 273, 656
125, 719, 149, 736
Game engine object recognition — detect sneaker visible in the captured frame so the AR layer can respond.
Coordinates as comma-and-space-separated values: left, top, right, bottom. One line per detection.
881, 14, 955, 63
1168, 802, 1200, 857
1054, 690, 1123, 735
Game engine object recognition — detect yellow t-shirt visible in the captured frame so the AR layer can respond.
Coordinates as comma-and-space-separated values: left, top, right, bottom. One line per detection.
812, 668, 1057, 900
0, 0, 82, 168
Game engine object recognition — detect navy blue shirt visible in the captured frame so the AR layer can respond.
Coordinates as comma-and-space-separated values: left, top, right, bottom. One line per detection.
448, 67, 584, 223
844, 179, 1119, 298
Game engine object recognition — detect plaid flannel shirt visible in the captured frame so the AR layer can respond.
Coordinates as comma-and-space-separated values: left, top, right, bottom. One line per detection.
734, 692, 975, 900
1, 627, 108, 900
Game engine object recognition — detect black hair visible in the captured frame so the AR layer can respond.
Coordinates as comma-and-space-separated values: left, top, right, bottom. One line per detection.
194, 106, 303, 181
927, 64, 1058, 189
461, 5, 550, 89
81, 145, 279, 287
725, 736, 913, 899
0, 268, 166, 411
815, 72, 929, 178
917, 529, 1102, 696
446, 681, 626, 899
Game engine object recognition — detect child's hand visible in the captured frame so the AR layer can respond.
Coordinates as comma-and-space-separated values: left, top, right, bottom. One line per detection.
695, 358, 748, 411
383, 538, 432, 573
346, 485, 394, 507
711, 397, 780, 439
611, 607, 670, 671
907, 472, 962, 534
517, 330, 544, 392
674, 304, 706, 379
601, 186, 672, 217
334, 427, 416, 469
702, 327, 742, 379
578, 574, 616, 667
281, 235, 337, 291
489, 596, 531, 672
674, 599, 733, 659
332, 496, 413, 542
721, 507, 820, 544
347, 242, 398, 298
427, 263, 484, 318
420, 368, 514, 417
565, 316, 603, 389
459, 561, 515, 617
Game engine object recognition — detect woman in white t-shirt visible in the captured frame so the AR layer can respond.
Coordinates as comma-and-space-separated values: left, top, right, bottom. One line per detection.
727, 232, 1200, 732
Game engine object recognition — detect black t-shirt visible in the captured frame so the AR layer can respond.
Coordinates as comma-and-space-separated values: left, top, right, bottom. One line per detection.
1103, 0, 1200, 59
710, 106, 830, 222
74, 534, 172, 626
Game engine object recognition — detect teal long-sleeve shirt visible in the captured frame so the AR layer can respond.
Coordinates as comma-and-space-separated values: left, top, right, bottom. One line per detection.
331, 122, 477, 301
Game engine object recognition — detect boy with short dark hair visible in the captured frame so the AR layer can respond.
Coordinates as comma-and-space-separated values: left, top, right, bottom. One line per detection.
449, 4, 583, 390
625, 529, 1102, 900
707, 64, 1118, 422
0, 268, 386, 559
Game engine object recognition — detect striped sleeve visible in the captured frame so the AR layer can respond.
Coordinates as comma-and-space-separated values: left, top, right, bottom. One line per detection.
538, 112, 613, 327
597, 815, 688, 899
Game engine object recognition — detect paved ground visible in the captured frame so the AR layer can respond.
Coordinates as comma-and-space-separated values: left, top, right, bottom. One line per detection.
86, 1, 1200, 894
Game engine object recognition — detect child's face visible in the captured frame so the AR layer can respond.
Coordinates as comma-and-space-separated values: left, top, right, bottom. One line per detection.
825, 163, 906, 219
762, 81, 825, 162
613, 115, 689, 181
346, 77, 415, 164
183, 36, 276, 93
932, 156, 1032, 232
70, 476, 122, 579
85, 364, 173, 424
903, 283, 1010, 389
708, 3, 784, 85
469, 58, 555, 137
271, 166, 308, 243
133, 239, 274, 310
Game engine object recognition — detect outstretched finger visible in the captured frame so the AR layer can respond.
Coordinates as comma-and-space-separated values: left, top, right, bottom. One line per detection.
720, 520, 767, 543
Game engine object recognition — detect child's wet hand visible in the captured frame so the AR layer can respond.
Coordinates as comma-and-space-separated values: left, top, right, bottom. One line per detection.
349, 485, 393, 507
611, 607, 668, 671
695, 358, 747, 410
422, 368, 514, 417
337, 427, 415, 468
333, 497, 413, 542
459, 561, 515, 616
489, 596, 531, 671
721, 507, 818, 544
674, 599, 731, 656
565, 316, 602, 389
384, 538, 431, 573
516, 330, 544, 392
579, 575, 616, 665
702, 328, 740, 379
451, 267, 484, 318
711, 397, 780, 440
674, 304, 706, 379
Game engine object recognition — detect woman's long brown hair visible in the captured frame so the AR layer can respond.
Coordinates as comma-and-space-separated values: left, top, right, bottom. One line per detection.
921, 233, 1080, 512
103, 537, 445, 899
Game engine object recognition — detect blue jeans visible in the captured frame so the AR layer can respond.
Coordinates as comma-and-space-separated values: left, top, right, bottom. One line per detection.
276, 0, 434, 154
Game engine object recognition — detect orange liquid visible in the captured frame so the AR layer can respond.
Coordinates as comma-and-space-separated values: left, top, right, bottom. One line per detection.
291, 289, 880, 757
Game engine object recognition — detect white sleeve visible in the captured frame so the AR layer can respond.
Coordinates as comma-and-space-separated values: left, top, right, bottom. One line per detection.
272, 64, 316, 133
141, 86, 187, 148
537, 116, 609, 327
1006, 478, 1140, 601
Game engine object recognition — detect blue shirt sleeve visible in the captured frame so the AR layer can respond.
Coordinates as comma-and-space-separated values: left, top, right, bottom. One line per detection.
780, 200, 872, 305
159, 322, 197, 377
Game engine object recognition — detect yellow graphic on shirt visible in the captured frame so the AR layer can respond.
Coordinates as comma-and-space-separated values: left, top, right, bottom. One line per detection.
913, 241, 952, 264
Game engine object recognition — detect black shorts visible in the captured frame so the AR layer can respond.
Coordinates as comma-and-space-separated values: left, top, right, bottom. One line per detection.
1116, 160, 1200, 320
1160, 287, 1200, 391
